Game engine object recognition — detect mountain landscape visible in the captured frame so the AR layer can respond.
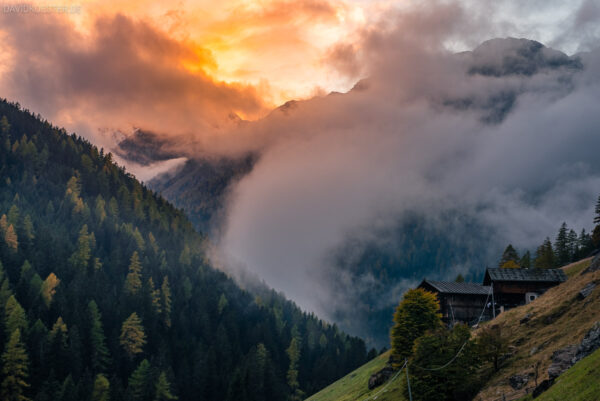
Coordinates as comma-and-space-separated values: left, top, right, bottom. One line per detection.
1, 1, 600, 400
113, 37, 600, 346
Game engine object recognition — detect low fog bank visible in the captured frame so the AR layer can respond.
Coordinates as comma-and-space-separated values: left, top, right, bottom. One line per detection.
216, 7, 600, 344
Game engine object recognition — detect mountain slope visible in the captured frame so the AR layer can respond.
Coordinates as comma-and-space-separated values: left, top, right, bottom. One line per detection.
0, 99, 369, 400
130, 38, 598, 348
307, 257, 599, 401
305, 350, 407, 401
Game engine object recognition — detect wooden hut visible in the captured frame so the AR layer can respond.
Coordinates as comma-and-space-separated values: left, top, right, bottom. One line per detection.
483, 268, 567, 312
417, 280, 492, 325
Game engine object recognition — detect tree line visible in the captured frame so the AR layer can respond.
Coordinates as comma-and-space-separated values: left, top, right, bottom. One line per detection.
498, 203, 600, 269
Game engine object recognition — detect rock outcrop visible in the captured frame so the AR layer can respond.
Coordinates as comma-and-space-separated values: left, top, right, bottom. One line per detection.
547, 345, 577, 381
368, 366, 395, 390
582, 253, 600, 274
572, 322, 600, 364
533, 322, 600, 398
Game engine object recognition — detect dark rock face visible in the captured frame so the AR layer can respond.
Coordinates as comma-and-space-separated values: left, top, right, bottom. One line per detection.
548, 345, 577, 381
579, 282, 596, 299
583, 253, 600, 274
520, 314, 531, 325
468, 38, 582, 77
533, 379, 552, 398
368, 366, 395, 390
509, 374, 529, 390
573, 322, 600, 364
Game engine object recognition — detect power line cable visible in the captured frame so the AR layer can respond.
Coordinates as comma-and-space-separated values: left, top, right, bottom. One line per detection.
359, 359, 407, 401
410, 285, 492, 371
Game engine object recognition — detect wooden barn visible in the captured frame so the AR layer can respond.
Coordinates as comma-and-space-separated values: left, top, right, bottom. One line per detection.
483, 268, 567, 312
417, 280, 492, 326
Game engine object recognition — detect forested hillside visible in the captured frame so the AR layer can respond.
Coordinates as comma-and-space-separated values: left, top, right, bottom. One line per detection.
0, 99, 369, 401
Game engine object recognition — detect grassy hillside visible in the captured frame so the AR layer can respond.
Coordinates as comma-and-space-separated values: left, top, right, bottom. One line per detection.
474, 257, 599, 400
520, 347, 600, 401
307, 257, 599, 401
305, 350, 407, 401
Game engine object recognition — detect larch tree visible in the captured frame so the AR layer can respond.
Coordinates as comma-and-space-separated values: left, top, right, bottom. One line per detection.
1, 329, 30, 401
286, 337, 304, 401
40, 273, 60, 308
69, 225, 93, 269
154, 372, 178, 401
5, 295, 28, 338
22, 215, 34, 242
7, 204, 19, 227
5, 224, 18, 251
125, 252, 143, 296
390, 288, 442, 365
120, 312, 146, 358
148, 277, 162, 315
91, 374, 110, 401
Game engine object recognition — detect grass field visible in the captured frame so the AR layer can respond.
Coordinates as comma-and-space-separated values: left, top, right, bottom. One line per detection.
519, 347, 600, 401
305, 350, 407, 401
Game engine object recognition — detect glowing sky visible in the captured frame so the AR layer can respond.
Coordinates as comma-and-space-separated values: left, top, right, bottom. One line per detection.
3, 0, 596, 109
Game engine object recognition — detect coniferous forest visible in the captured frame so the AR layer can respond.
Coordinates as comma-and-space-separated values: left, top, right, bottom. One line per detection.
0, 99, 369, 401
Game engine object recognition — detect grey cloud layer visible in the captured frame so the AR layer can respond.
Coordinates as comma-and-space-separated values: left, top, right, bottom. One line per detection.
217, 6, 600, 331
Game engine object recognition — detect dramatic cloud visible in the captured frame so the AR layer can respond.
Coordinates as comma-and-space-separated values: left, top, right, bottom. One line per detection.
216, 3, 600, 343
0, 10, 268, 161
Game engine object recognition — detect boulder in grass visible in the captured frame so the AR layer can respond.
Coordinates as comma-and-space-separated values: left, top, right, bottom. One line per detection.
368, 366, 395, 390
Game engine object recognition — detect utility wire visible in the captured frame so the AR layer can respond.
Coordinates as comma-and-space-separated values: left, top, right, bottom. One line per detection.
359, 359, 407, 401
410, 285, 493, 371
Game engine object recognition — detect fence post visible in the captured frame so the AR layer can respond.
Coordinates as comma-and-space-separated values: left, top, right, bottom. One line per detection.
405, 359, 413, 401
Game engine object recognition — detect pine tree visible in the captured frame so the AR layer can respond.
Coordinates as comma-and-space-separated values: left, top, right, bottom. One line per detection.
47, 317, 69, 378
578, 229, 593, 258
154, 372, 177, 401
593, 225, 600, 249
1, 329, 31, 401
390, 288, 442, 365
499, 244, 520, 268
0, 262, 12, 309
595, 195, 600, 225
160, 277, 172, 328
120, 312, 146, 358
88, 301, 110, 373
40, 273, 60, 308
534, 238, 555, 269
555, 222, 570, 266
91, 374, 110, 401
520, 251, 531, 269
567, 229, 578, 262
125, 252, 143, 296
128, 359, 152, 401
